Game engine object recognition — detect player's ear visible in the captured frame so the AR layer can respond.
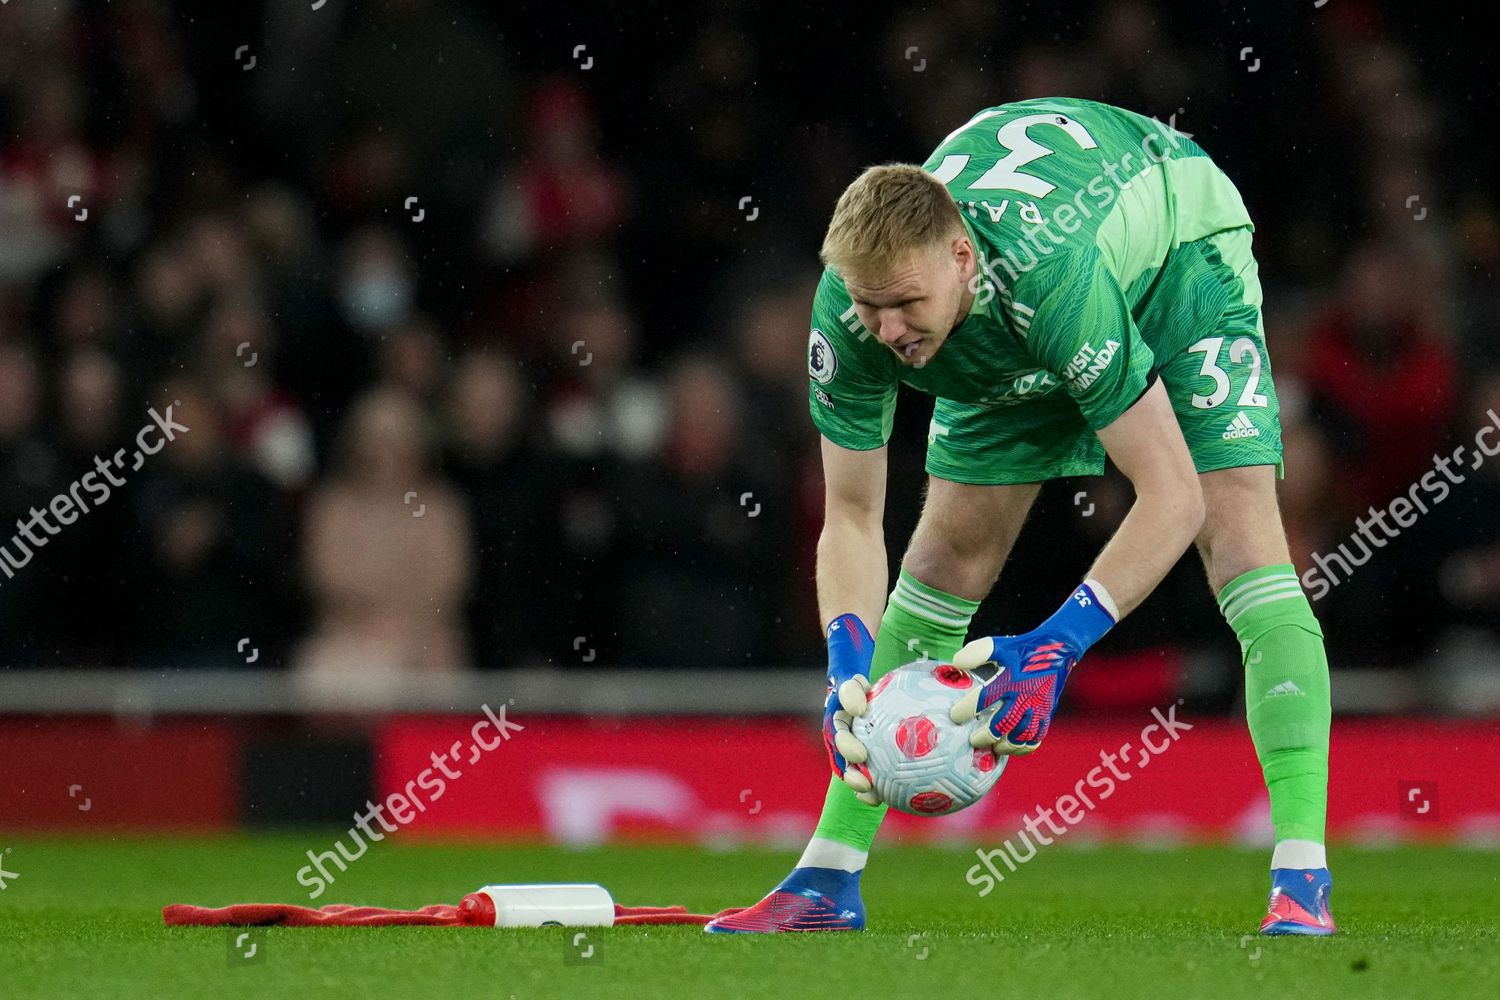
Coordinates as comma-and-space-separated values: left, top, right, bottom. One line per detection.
950, 233, 976, 279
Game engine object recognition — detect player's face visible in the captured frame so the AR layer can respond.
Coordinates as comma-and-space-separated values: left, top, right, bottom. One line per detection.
843, 236, 976, 368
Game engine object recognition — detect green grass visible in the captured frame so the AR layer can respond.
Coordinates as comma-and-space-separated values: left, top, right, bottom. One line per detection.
0, 836, 1497, 998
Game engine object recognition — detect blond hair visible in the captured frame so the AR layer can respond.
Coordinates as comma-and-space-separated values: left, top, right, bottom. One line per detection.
819, 164, 963, 275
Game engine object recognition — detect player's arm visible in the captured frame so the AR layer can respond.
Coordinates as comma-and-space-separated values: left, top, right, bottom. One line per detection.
952, 246, 1202, 755
805, 269, 901, 783
1088, 378, 1204, 616
815, 437, 887, 787
816, 437, 889, 631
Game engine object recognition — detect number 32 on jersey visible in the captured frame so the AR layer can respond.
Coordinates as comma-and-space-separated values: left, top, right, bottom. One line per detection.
1187, 336, 1268, 410
929, 112, 1099, 198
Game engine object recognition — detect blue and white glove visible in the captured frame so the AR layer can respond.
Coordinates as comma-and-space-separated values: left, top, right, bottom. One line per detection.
949, 582, 1116, 756
822, 613, 877, 801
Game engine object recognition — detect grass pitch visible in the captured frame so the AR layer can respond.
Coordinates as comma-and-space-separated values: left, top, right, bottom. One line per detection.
1, 836, 1496, 998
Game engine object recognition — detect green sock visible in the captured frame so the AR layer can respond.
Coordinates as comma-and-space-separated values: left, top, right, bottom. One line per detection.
1219, 564, 1332, 846
811, 569, 980, 855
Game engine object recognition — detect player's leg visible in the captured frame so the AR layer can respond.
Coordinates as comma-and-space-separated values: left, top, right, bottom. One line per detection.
707, 398, 1099, 934
805, 395, 1092, 872
1151, 225, 1334, 934
706, 476, 1037, 933
806, 475, 1040, 861
1196, 467, 1334, 935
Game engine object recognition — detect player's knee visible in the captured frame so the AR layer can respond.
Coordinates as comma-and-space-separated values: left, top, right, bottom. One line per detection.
903, 479, 1031, 600
902, 527, 999, 600
1204, 536, 1292, 594
1198, 470, 1289, 590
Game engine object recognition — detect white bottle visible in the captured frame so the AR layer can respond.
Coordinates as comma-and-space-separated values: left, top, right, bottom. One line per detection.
463, 883, 615, 927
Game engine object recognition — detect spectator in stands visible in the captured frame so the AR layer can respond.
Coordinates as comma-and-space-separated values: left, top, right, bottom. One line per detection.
480, 80, 629, 265
543, 298, 665, 463
1431, 369, 1500, 633
0, 341, 55, 506
377, 313, 450, 407
0, 341, 55, 664
443, 351, 564, 667
335, 227, 417, 337
131, 239, 210, 383
21, 349, 133, 664
612, 354, 788, 667
200, 296, 318, 495
728, 278, 820, 476
49, 265, 123, 354
293, 387, 472, 704
1299, 239, 1459, 512
129, 377, 295, 668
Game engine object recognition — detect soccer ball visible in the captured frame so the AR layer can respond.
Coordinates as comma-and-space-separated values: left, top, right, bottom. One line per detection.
851, 661, 1006, 816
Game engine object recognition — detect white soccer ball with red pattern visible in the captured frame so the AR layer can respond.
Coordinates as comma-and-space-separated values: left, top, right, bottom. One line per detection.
851, 661, 1006, 816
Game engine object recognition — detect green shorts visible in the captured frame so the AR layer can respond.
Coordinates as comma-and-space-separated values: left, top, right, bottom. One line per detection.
925, 227, 1283, 486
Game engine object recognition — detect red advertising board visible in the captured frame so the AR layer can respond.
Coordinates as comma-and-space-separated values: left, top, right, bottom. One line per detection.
0, 720, 237, 831
2, 711, 1494, 842
374, 712, 1500, 845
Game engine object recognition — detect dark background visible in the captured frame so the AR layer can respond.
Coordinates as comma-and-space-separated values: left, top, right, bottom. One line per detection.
0, 0, 1496, 715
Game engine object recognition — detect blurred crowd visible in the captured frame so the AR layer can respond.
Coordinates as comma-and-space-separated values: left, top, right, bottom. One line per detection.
0, 1, 1495, 709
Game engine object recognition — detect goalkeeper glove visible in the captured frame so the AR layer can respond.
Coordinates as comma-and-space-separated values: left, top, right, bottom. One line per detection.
949, 582, 1116, 755
822, 613, 877, 801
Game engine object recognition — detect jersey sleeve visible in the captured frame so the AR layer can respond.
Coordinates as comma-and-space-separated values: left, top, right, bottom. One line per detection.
807, 270, 898, 450
1005, 245, 1155, 430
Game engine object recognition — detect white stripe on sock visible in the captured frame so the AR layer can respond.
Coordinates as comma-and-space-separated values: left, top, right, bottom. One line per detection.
888, 590, 968, 629
1270, 839, 1327, 870
1226, 584, 1305, 625
893, 576, 972, 619
889, 582, 970, 629
1218, 571, 1298, 613
1221, 577, 1302, 619
796, 836, 868, 873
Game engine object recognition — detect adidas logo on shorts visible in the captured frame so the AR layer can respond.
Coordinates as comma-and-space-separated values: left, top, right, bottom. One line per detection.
1223, 411, 1260, 440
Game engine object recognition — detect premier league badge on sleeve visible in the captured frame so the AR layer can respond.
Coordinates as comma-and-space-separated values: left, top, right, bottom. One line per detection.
808, 329, 837, 384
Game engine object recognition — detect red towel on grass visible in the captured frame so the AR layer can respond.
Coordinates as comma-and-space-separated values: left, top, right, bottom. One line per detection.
162, 899, 745, 928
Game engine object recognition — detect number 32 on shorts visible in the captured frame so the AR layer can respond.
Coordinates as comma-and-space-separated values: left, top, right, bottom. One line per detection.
1186, 336, 1268, 409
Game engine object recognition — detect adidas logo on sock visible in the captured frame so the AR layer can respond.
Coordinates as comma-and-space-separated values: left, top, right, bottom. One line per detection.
1265, 680, 1305, 697
1223, 411, 1260, 440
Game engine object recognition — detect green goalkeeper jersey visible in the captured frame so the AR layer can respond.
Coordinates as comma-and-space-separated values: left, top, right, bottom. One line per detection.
809, 97, 1256, 451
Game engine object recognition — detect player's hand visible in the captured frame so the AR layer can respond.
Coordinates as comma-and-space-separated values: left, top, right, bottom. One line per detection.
949, 582, 1117, 756
822, 614, 877, 802
947, 631, 1080, 756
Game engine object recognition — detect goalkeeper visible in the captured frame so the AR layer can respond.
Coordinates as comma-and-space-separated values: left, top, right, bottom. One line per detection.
707, 98, 1334, 937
